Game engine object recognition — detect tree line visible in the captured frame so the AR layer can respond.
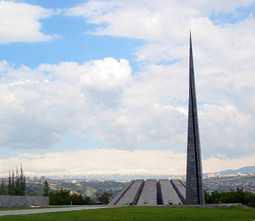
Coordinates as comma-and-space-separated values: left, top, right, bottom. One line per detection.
42, 181, 112, 205
0, 166, 26, 196
205, 188, 255, 207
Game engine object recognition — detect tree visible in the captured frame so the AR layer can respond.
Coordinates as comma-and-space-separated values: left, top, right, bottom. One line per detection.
49, 189, 94, 205
70, 191, 84, 205
7, 172, 12, 195
49, 189, 71, 205
14, 167, 21, 195
20, 164, 26, 195
96, 192, 112, 205
84, 196, 94, 205
0, 180, 7, 195
11, 171, 15, 194
43, 181, 49, 197
6, 166, 26, 196
205, 189, 255, 207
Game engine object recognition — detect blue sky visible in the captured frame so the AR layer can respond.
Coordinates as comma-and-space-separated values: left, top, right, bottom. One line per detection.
0, 10, 143, 69
0, 0, 255, 178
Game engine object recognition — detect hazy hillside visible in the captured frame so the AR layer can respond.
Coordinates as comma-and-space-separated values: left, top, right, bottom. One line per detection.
217, 166, 255, 175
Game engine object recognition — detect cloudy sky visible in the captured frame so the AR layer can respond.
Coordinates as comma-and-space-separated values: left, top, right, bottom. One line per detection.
0, 0, 255, 178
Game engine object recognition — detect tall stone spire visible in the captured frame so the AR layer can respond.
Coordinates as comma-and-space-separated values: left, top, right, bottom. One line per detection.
186, 33, 205, 204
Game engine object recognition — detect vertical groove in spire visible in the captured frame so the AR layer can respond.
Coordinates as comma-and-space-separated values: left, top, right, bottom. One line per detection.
186, 33, 205, 204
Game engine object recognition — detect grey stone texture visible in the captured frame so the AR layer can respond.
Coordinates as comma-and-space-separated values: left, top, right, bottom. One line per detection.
159, 179, 182, 205
0, 205, 108, 216
108, 180, 135, 206
0, 195, 49, 208
186, 33, 205, 204
110, 179, 186, 206
115, 179, 144, 206
137, 179, 157, 206
171, 179, 186, 204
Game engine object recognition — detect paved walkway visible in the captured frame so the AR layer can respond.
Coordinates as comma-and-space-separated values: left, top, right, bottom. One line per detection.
0, 205, 108, 216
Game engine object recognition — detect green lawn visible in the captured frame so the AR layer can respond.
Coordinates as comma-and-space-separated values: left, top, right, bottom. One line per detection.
0, 206, 255, 221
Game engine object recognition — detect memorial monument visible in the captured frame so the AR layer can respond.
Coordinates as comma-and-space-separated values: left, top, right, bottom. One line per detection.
109, 34, 205, 206
185, 33, 205, 204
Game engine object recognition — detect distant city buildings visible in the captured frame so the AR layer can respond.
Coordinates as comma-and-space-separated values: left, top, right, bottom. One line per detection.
204, 174, 255, 193
1, 174, 255, 197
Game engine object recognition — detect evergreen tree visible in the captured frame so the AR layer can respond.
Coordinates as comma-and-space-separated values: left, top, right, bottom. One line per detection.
20, 164, 26, 195
15, 167, 21, 195
7, 171, 12, 195
6, 165, 26, 196
11, 171, 15, 194
0, 180, 7, 195
43, 181, 49, 196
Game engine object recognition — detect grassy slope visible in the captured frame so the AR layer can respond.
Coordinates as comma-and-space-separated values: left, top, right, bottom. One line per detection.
1, 206, 255, 221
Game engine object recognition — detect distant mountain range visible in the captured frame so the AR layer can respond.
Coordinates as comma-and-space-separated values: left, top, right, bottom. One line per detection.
215, 166, 255, 175
48, 174, 177, 181
46, 166, 255, 180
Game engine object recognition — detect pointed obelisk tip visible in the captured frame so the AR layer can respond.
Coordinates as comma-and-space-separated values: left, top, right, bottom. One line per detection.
190, 30, 192, 46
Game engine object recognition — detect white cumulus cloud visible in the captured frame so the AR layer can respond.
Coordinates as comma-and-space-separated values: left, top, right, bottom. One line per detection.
0, 58, 133, 149
80, 57, 132, 91
64, 0, 255, 159
0, 1, 57, 43
1, 148, 255, 178
1, 0, 255, 168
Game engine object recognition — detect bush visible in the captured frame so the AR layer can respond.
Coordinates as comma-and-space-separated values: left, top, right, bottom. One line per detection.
49, 188, 94, 205
205, 188, 255, 207
70, 192, 85, 205
96, 192, 112, 205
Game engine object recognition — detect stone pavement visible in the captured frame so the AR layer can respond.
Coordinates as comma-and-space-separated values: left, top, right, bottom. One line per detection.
0, 205, 108, 216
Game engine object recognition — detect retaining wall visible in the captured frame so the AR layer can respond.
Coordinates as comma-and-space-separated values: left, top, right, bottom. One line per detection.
0, 195, 49, 208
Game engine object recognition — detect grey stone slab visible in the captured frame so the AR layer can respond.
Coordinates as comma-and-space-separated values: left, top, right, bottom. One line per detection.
159, 179, 182, 205
171, 179, 186, 203
0, 206, 108, 216
137, 179, 157, 206
115, 180, 144, 206
108, 180, 134, 205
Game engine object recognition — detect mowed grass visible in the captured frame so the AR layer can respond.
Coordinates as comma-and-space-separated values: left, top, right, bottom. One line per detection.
0, 206, 255, 221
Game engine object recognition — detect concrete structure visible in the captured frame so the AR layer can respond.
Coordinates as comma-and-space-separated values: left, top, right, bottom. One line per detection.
0, 195, 49, 208
160, 179, 182, 205
109, 179, 186, 206
109, 35, 204, 206
108, 180, 135, 206
171, 179, 186, 204
0, 205, 108, 216
186, 33, 205, 204
115, 180, 144, 206
137, 179, 157, 206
